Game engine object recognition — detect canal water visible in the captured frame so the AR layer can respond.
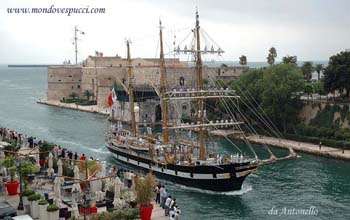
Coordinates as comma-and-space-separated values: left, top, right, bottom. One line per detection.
0, 66, 349, 220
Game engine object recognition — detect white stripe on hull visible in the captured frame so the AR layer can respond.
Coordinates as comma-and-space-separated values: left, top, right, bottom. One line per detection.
113, 153, 232, 180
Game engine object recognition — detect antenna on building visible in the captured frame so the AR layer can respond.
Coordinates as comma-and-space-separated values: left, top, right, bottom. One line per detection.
73, 26, 85, 65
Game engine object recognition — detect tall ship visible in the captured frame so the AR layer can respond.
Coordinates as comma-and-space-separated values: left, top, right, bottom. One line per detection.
105, 11, 295, 191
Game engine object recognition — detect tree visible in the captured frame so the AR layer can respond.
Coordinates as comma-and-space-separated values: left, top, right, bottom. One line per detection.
84, 90, 93, 100
315, 64, 323, 81
323, 51, 350, 97
304, 83, 313, 99
239, 55, 247, 66
282, 55, 298, 66
234, 64, 304, 132
301, 61, 314, 81
267, 47, 277, 65
69, 92, 78, 99
261, 64, 304, 131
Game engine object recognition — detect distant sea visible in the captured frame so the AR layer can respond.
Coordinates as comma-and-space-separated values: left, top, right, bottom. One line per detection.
1, 65, 349, 220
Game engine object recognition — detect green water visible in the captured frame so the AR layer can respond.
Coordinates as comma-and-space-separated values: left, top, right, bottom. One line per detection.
0, 66, 349, 219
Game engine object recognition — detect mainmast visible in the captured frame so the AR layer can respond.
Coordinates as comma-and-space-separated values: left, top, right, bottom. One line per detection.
159, 21, 169, 144
195, 11, 206, 160
126, 40, 137, 137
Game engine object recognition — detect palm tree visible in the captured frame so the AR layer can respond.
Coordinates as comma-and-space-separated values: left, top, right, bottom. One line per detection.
84, 90, 93, 100
315, 64, 323, 81
69, 92, 78, 100
282, 55, 298, 66
267, 47, 277, 65
239, 55, 247, 66
301, 61, 314, 81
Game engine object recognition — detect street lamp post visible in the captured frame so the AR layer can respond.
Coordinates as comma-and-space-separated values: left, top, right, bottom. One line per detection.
15, 159, 24, 210
83, 188, 90, 220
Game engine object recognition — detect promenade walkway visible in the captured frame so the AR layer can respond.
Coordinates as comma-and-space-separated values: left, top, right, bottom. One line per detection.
37, 99, 110, 115
210, 130, 350, 160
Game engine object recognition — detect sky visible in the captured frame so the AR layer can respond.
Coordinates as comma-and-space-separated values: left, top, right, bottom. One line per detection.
0, 0, 349, 64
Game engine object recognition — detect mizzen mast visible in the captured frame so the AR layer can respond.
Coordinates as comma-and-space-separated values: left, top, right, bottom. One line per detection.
126, 40, 137, 137
159, 21, 169, 144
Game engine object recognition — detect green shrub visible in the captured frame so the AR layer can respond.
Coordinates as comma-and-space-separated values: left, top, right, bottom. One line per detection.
90, 208, 140, 220
47, 204, 59, 212
38, 200, 49, 205
22, 189, 35, 197
28, 194, 41, 201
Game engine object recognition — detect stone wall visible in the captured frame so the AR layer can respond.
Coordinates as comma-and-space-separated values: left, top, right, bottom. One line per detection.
47, 66, 82, 101
47, 58, 246, 108
299, 101, 350, 128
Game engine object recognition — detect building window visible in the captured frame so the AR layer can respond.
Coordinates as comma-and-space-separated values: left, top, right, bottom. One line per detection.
71, 86, 74, 89
119, 64, 122, 67
58, 80, 61, 82
77, 85, 80, 89
179, 77, 185, 86
122, 78, 126, 84
138, 63, 141, 66
182, 105, 187, 111
107, 77, 111, 80
68, 75, 72, 77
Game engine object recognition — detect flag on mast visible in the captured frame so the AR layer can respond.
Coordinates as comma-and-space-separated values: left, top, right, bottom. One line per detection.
108, 82, 118, 107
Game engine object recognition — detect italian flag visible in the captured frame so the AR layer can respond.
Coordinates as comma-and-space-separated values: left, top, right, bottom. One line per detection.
107, 82, 118, 107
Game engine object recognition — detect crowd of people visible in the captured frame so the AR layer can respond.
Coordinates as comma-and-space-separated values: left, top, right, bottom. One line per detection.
1, 127, 183, 219
155, 184, 181, 220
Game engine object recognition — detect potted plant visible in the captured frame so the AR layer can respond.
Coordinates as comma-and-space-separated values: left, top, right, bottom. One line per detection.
135, 173, 156, 220
1, 156, 19, 195
28, 193, 41, 219
21, 161, 38, 189
39, 141, 55, 167
46, 204, 59, 220
22, 189, 35, 214
38, 200, 49, 220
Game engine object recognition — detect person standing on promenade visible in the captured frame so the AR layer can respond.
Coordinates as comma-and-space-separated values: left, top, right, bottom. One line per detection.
74, 152, 78, 162
160, 185, 166, 208
155, 185, 161, 204
165, 195, 172, 216
80, 153, 86, 160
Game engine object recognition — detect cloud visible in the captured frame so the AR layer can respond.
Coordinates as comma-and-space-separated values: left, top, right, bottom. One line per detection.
0, 0, 349, 64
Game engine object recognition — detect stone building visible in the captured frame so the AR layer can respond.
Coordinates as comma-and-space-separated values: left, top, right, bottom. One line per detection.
47, 55, 246, 124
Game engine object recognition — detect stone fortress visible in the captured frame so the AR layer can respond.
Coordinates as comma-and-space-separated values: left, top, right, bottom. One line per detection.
47, 55, 246, 124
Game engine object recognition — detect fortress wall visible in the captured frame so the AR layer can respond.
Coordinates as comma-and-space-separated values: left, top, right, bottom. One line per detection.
47, 66, 82, 101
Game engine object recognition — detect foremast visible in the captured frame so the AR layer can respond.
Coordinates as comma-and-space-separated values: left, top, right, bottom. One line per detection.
195, 11, 206, 160
159, 21, 169, 144
126, 40, 137, 137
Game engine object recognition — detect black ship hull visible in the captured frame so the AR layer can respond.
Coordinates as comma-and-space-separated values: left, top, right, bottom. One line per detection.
106, 143, 258, 192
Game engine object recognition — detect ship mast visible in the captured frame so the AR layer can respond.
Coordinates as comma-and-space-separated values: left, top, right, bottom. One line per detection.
195, 10, 206, 160
126, 40, 137, 137
159, 21, 169, 144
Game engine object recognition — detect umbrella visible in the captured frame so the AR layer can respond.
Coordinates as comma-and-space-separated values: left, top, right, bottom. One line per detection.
71, 180, 81, 219
91, 170, 103, 201
57, 159, 63, 176
0, 150, 5, 161
71, 165, 81, 195
35, 148, 40, 169
113, 177, 122, 208
47, 152, 54, 177
53, 177, 62, 204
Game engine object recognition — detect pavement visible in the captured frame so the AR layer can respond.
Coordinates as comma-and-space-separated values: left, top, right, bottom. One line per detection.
37, 99, 110, 116
247, 134, 350, 159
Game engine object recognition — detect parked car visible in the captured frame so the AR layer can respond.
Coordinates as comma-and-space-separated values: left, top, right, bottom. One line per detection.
0, 201, 16, 219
